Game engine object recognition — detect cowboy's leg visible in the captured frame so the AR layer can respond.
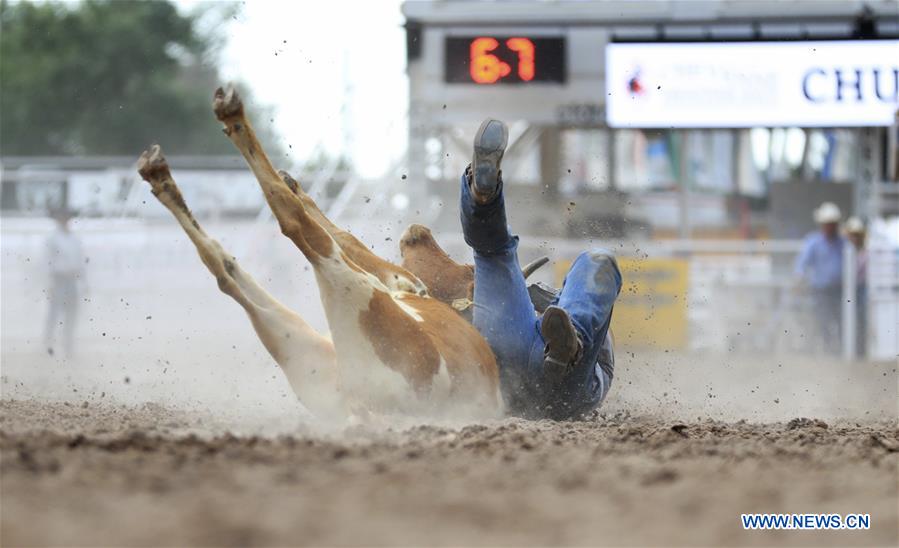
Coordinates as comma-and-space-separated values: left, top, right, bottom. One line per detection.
812, 288, 840, 353
61, 279, 79, 357
828, 288, 843, 353
543, 249, 621, 419
44, 282, 62, 351
460, 173, 541, 412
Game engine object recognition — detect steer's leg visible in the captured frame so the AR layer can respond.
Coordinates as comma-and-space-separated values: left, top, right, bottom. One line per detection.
278, 171, 422, 290
212, 91, 340, 270
212, 87, 451, 404
213, 86, 426, 295
137, 145, 339, 416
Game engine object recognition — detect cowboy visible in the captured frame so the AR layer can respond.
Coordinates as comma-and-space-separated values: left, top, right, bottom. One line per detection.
44, 207, 86, 358
795, 202, 846, 353
458, 119, 621, 420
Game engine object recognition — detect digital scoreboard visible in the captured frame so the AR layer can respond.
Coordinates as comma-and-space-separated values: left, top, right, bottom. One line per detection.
444, 36, 566, 84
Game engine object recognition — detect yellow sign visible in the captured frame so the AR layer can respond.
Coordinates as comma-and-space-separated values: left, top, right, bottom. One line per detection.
555, 257, 689, 349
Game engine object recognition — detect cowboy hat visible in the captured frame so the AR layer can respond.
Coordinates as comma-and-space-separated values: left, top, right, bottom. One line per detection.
813, 202, 841, 224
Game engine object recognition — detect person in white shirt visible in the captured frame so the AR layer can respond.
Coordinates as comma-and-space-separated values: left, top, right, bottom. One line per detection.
44, 208, 86, 357
845, 217, 868, 357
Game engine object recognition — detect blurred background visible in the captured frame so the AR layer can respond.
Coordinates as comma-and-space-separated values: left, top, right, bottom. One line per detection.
1, 0, 897, 420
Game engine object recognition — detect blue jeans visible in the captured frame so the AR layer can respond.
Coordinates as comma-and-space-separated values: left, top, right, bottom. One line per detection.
459, 174, 621, 419
811, 287, 841, 354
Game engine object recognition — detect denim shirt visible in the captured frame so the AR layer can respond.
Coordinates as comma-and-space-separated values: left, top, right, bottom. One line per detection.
795, 232, 846, 290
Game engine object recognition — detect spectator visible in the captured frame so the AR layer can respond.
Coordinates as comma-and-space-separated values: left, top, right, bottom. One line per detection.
44, 207, 86, 358
795, 202, 845, 353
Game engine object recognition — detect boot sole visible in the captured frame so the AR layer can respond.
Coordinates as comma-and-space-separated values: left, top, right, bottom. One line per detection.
472, 119, 508, 199
541, 306, 580, 380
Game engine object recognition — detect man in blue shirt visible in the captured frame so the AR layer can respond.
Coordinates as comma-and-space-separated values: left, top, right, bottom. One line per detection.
795, 202, 846, 353
459, 119, 621, 419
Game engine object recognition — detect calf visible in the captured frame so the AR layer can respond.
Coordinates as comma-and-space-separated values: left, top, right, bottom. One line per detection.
138, 87, 501, 419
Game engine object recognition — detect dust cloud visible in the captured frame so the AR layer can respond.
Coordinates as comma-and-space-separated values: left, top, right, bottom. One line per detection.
2, 217, 897, 546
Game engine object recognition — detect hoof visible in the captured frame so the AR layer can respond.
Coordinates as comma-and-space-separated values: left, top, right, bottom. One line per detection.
213, 85, 243, 121
137, 144, 170, 181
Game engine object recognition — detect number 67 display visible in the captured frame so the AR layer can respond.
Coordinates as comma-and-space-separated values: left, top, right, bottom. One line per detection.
470, 37, 535, 83
444, 36, 566, 85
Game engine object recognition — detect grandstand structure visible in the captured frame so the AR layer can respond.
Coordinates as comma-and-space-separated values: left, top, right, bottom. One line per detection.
402, 0, 899, 238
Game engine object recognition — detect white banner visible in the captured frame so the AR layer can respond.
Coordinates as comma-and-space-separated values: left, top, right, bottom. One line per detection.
606, 40, 899, 128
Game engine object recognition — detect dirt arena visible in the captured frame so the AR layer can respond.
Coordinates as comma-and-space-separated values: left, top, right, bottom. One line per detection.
2, 350, 897, 547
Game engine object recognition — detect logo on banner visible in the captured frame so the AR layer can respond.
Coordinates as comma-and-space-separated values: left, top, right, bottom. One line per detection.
626, 68, 645, 95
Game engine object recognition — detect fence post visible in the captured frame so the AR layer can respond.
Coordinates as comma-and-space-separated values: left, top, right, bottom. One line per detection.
842, 243, 857, 361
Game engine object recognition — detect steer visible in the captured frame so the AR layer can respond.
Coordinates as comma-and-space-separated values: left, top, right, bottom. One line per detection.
138, 86, 501, 420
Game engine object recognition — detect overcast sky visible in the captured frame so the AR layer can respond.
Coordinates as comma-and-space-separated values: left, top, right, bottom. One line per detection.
183, 0, 409, 177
